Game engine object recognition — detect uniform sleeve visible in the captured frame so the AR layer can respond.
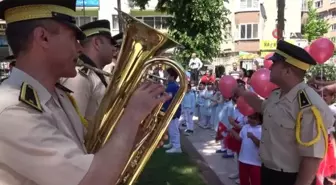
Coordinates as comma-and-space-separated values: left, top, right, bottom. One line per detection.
63, 75, 92, 116
261, 99, 268, 113
0, 106, 93, 185
297, 107, 334, 158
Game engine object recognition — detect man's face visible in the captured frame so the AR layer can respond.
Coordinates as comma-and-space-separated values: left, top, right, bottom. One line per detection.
96, 36, 115, 67
192, 53, 196, 58
232, 63, 237, 71
269, 61, 284, 85
45, 22, 81, 78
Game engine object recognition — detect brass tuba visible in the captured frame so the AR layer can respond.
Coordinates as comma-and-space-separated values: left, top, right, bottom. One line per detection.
85, 9, 187, 185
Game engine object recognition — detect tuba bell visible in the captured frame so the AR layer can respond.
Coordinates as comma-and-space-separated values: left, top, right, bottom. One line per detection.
85, 9, 187, 185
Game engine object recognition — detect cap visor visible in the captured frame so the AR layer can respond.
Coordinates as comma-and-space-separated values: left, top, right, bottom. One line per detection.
63, 22, 86, 40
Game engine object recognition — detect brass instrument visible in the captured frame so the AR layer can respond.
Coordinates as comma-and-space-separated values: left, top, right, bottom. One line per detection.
85, 9, 187, 185
76, 59, 113, 77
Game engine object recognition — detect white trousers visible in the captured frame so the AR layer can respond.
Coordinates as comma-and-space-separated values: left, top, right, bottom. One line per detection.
183, 108, 194, 131
168, 118, 181, 149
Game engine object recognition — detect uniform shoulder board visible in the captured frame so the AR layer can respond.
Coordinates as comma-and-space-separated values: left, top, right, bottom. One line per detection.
19, 82, 43, 112
297, 89, 312, 109
78, 66, 90, 77
55, 83, 73, 93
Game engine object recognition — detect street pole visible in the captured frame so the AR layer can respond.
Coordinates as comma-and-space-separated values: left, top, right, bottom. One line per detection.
277, 0, 285, 41
117, 0, 123, 33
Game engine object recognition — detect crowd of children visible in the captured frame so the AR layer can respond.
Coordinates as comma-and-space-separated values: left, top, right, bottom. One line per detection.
177, 69, 262, 185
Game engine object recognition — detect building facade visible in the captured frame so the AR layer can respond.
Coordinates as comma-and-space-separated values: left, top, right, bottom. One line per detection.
316, 0, 336, 43
97, 0, 309, 71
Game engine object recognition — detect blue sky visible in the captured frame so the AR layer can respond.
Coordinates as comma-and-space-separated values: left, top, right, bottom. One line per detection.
76, 0, 99, 7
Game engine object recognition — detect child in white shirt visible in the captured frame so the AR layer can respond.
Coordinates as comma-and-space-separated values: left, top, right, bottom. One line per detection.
229, 112, 262, 185
182, 84, 196, 136
199, 83, 214, 129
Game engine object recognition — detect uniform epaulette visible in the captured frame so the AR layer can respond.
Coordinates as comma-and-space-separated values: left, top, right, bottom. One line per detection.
298, 89, 312, 109
78, 66, 90, 77
55, 83, 73, 93
19, 82, 42, 112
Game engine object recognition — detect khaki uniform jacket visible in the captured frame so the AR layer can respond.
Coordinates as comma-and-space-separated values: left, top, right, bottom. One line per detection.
62, 55, 107, 124
260, 82, 335, 173
0, 68, 93, 185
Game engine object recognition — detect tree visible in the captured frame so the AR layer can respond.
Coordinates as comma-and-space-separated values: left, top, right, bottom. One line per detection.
131, 0, 231, 66
302, 0, 329, 42
307, 64, 336, 81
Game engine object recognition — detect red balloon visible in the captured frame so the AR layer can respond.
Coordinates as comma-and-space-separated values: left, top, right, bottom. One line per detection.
304, 45, 310, 53
219, 75, 238, 99
263, 52, 274, 69
310, 38, 335, 64
200, 75, 208, 83
250, 69, 278, 98
236, 96, 255, 116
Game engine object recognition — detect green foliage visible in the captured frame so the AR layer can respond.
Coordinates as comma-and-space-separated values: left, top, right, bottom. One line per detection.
130, 0, 231, 67
302, 0, 329, 42
306, 64, 336, 81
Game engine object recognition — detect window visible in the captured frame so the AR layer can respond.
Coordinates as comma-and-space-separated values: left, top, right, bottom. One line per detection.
154, 17, 162, 29
331, 0, 335, 4
331, 24, 336, 32
134, 16, 170, 30
161, 17, 169, 29
239, 23, 258, 40
315, 0, 323, 8
144, 17, 155, 27
332, 10, 336, 18
239, 0, 258, 10
112, 15, 119, 30
75, 17, 98, 26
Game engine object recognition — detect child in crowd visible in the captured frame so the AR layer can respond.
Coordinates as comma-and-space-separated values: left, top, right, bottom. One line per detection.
199, 83, 214, 129
229, 112, 263, 185
162, 68, 182, 154
315, 88, 336, 185
210, 81, 220, 131
196, 82, 206, 126
216, 95, 235, 154
182, 84, 196, 136
213, 80, 224, 132
226, 80, 248, 183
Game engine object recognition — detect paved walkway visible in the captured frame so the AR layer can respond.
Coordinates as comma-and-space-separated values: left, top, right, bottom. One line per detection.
179, 116, 238, 185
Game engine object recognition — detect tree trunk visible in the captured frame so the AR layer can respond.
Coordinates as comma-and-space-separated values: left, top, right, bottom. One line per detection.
117, 0, 123, 33
277, 0, 285, 40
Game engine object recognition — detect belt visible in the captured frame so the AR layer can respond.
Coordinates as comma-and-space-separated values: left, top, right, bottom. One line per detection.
262, 163, 298, 173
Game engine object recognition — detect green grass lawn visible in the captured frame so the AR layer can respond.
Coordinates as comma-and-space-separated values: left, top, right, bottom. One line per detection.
135, 149, 207, 185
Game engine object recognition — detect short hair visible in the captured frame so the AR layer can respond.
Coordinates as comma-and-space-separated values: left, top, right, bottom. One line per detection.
166, 68, 178, 80
6, 19, 60, 57
246, 70, 255, 78
236, 79, 246, 86
199, 82, 206, 86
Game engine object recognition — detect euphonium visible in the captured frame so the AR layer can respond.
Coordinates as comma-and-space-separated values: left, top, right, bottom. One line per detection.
85, 9, 187, 185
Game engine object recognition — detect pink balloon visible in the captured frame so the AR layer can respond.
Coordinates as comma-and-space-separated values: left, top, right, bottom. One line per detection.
263, 52, 274, 69
310, 38, 335, 64
250, 69, 278, 98
236, 96, 255, 116
219, 75, 238, 99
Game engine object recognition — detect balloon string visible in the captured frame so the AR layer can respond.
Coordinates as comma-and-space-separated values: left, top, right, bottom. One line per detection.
320, 65, 323, 97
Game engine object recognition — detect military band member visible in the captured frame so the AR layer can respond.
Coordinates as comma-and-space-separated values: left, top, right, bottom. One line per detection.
0, 0, 170, 185
62, 20, 119, 124
236, 40, 335, 185
103, 32, 123, 83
